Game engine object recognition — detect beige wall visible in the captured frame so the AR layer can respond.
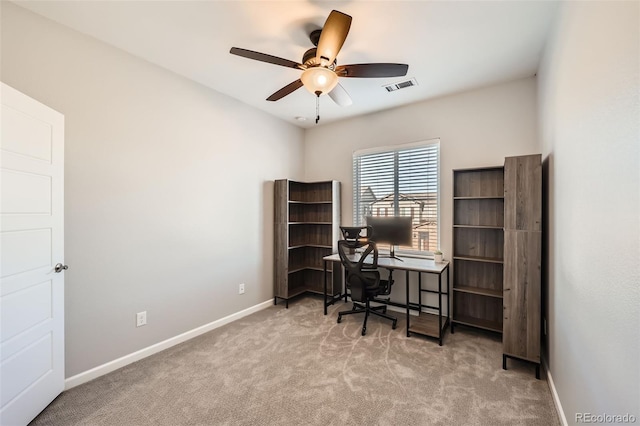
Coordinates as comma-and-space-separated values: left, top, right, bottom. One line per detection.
1, 3, 305, 377
538, 1, 639, 423
304, 77, 540, 304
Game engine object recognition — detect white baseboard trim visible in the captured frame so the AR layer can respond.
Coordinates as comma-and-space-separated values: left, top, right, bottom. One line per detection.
64, 299, 273, 390
543, 358, 568, 426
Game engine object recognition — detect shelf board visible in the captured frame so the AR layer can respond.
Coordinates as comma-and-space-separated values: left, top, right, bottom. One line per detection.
283, 287, 339, 298
453, 196, 504, 200
452, 166, 504, 172
453, 225, 503, 229
453, 255, 503, 264
453, 286, 502, 298
288, 266, 329, 274
306, 288, 340, 296
452, 315, 502, 333
289, 222, 332, 225
408, 312, 448, 338
286, 287, 309, 299
288, 200, 333, 204
288, 244, 333, 250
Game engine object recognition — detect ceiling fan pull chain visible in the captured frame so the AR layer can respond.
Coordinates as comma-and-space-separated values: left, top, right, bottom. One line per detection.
315, 91, 321, 124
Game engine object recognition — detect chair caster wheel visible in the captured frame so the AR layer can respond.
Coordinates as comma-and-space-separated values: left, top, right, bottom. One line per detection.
337, 316, 342, 324
361, 328, 366, 336
392, 321, 397, 330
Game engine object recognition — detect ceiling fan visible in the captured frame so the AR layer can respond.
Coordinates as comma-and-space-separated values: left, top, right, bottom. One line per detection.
230, 10, 409, 116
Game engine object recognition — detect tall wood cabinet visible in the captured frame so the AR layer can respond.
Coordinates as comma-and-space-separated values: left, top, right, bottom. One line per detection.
451, 166, 505, 333
502, 154, 542, 378
274, 180, 341, 308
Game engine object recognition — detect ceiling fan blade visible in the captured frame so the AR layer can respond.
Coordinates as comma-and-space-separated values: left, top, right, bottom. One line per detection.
316, 10, 352, 66
328, 83, 353, 107
266, 79, 304, 101
230, 47, 302, 69
336, 63, 409, 78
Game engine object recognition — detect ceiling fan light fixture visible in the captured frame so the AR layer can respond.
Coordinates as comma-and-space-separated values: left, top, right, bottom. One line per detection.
300, 67, 338, 95
230, 10, 407, 106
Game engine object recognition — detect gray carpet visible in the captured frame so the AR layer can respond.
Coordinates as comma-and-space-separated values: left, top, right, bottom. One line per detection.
31, 296, 559, 425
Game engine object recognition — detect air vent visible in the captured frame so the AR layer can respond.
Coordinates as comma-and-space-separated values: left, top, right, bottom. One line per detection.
383, 78, 418, 92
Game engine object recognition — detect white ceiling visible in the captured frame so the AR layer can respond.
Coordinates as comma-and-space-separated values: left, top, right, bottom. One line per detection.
14, 1, 559, 128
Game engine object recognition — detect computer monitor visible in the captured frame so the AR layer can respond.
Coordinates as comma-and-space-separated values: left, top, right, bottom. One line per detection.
366, 216, 413, 260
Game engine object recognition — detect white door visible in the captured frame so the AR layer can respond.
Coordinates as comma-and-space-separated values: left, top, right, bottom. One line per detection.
0, 83, 65, 426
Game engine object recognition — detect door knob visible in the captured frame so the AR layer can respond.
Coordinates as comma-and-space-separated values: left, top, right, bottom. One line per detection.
54, 263, 69, 273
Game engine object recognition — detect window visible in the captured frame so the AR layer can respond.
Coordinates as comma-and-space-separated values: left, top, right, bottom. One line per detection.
353, 139, 440, 254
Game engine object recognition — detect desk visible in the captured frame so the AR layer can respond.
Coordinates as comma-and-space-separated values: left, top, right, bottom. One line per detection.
323, 254, 450, 345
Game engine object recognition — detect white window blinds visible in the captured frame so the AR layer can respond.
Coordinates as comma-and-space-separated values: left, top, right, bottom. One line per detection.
353, 140, 440, 253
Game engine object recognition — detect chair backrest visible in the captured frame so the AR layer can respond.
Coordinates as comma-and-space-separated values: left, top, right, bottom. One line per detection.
337, 239, 380, 302
340, 225, 372, 244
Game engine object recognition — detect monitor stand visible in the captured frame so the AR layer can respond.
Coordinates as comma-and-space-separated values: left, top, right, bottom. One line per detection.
380, 245, 404, 261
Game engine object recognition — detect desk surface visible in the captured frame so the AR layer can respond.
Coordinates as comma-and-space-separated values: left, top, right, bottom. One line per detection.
323, 252, 450, 343
323, 253, 449, 274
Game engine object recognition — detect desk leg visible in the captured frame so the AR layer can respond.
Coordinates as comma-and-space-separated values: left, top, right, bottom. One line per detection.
446, 265, 450, 332
323, 260, 328, 315
406, 270, 411, 337
344, 267, 348, 303
438, 271, 443, 346
418, 273, 422, 310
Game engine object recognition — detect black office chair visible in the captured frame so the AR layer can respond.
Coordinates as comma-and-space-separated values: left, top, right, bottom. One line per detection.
337, 233, 397, 336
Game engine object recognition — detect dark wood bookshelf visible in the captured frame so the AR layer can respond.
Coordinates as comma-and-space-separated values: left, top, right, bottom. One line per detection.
451, 166, 504, 334
274, 180, 341, 308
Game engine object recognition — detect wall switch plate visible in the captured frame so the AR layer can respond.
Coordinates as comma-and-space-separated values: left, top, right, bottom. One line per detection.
136, 311, 147, 327
239, 283, 245, 294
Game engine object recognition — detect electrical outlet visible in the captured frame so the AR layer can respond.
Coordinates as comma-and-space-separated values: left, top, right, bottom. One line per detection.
136, 311, 147, 327
239, 283, 245, 294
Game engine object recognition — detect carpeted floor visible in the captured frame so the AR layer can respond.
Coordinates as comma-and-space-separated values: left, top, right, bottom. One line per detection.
31, 296, 559, 425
